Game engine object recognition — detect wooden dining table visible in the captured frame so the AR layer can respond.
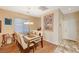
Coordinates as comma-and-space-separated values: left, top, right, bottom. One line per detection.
13, 33, 44, 53
24, 35, 43, 48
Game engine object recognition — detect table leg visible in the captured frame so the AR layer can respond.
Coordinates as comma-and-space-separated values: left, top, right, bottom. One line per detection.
27, 41, 30, 51
41, 36, 43, 48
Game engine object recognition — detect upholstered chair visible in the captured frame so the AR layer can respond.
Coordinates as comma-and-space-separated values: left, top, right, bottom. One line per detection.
12, 32, 35, 53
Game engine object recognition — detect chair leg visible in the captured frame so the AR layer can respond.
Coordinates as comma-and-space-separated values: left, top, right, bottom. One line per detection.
33, 46, 35, 53
35, 43, 38, 50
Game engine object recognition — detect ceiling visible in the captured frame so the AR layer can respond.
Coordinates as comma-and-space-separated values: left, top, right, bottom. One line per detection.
0, 6, 79, 17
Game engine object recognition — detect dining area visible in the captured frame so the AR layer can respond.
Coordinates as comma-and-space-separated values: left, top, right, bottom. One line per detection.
0, 31, 43, 53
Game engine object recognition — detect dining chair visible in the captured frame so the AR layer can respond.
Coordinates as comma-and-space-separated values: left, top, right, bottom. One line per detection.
12, 32, 35, 53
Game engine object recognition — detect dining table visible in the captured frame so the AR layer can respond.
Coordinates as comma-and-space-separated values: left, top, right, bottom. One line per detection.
23, 34, 43, 48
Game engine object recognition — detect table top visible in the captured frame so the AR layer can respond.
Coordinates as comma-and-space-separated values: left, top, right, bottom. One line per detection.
24, 35, 40, 41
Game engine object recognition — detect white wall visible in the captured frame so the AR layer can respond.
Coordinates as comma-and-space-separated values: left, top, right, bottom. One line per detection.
62, 14, 77, 41
41, 9, 63, 45
41, 9, 77, 45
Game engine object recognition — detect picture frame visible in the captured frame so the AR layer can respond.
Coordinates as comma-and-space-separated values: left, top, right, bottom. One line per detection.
4, 18, 12, 25
44, 13, 54, 31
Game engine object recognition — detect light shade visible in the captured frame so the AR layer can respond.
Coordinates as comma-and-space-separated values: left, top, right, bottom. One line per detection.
24, 22, 34, 25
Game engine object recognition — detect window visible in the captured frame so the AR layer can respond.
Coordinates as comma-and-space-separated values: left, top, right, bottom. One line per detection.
14, 18, 30, 33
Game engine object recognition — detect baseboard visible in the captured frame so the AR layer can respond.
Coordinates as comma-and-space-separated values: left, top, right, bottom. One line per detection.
43, 39, 59, 45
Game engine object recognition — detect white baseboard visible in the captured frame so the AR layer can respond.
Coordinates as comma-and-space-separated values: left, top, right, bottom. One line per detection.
43, 39, 59, 45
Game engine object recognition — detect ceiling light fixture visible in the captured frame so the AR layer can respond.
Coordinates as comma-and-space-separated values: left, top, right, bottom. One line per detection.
24, 22, 34, 25
39, 6, 48, 11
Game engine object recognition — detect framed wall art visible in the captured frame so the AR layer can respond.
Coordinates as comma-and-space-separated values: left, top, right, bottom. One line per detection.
44, 13, 54, 31
4, 18, 12, 25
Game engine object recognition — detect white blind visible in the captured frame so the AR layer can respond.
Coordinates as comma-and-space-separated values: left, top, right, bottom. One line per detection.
14, 18, 30, 33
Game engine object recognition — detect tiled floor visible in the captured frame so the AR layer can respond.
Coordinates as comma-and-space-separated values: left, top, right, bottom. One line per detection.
54, 39, 79, 53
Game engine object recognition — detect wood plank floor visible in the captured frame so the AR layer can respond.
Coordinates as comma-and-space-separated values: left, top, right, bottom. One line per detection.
0, 42, 20, 53
33, 41, 57, 53
0, 40, 57, 53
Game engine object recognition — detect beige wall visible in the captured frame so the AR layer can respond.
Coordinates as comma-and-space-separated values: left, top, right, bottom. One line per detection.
29, 18, 41, 30
0, 9, 41, 46
62, 11, 79, 41
63, 14, 77, 41
74, 11, 79, 40
0, 9, 41, 34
